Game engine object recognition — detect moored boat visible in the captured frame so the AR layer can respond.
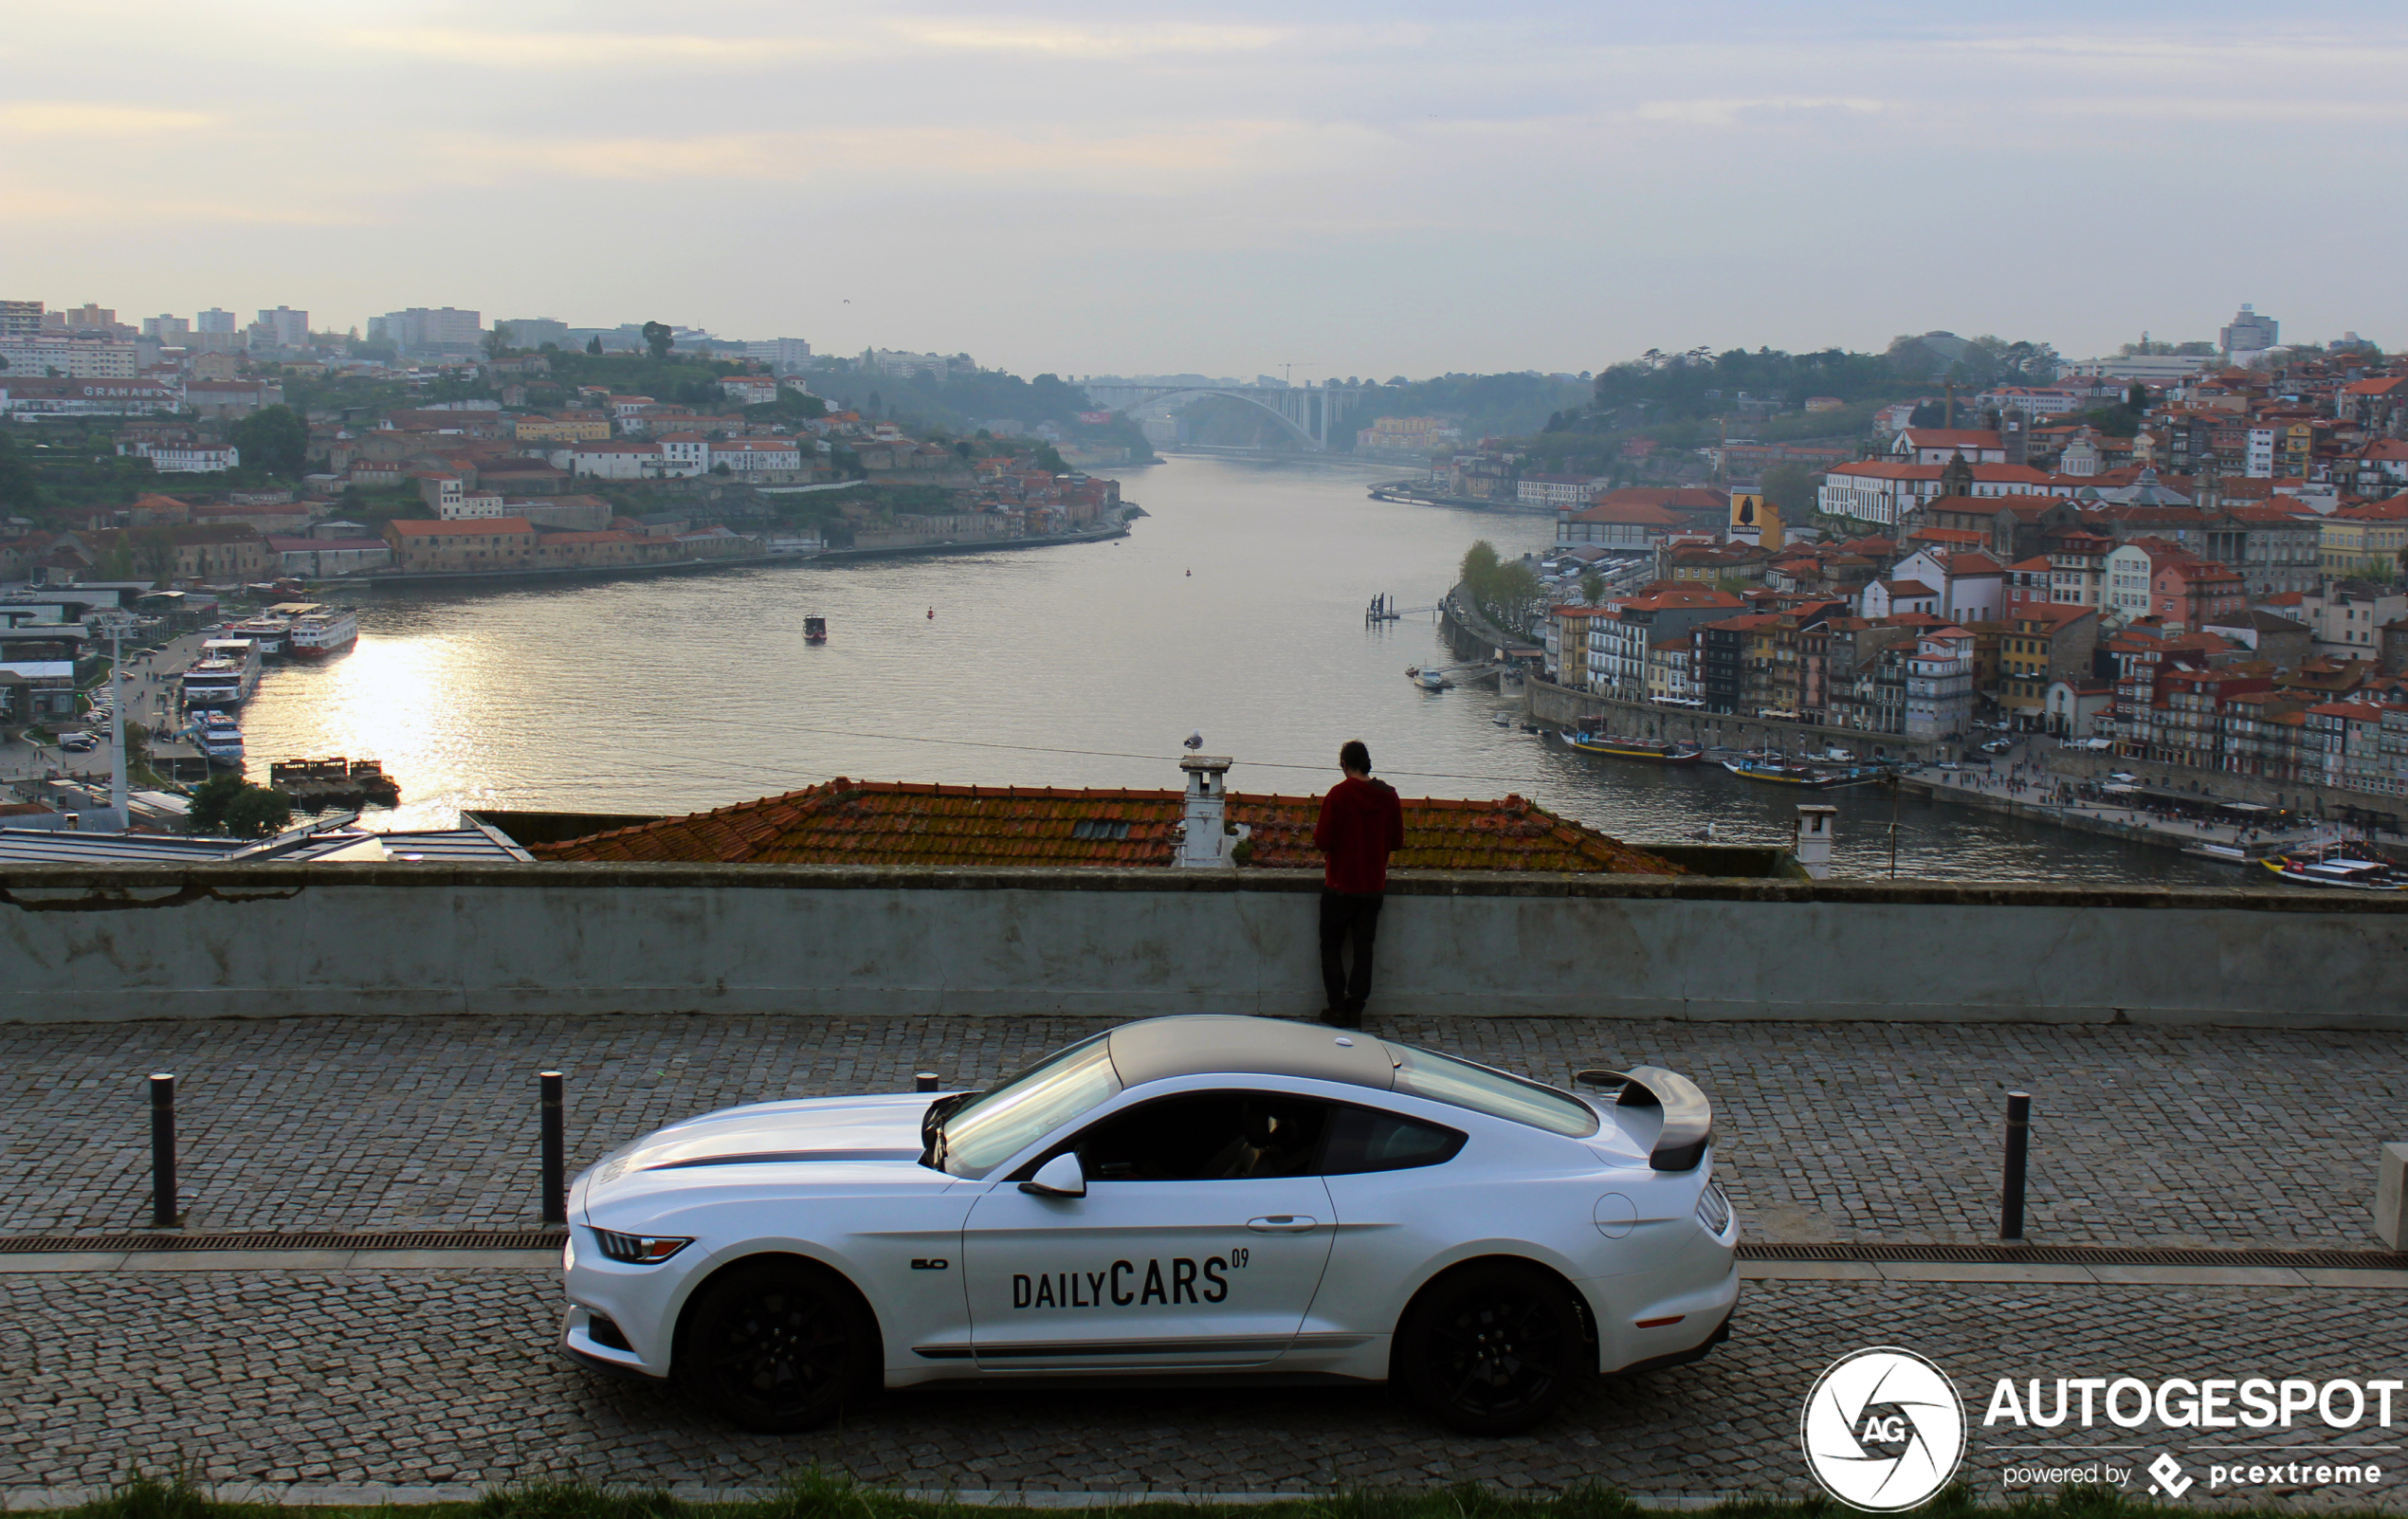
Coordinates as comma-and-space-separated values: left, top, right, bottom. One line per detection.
1565, 732, 1706, 765
2259, 851, 2408, 890
179, 638, 264, 708
281, 603, 358, 659
191, 712, 245, 766
1723, 758, 1889, 789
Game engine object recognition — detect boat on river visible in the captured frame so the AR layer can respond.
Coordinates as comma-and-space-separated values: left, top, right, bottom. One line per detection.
2259, 849, 2408, 891
281, 604, 358, 659
1723, 757, 1889, 789
1407, 666, 1449, 690
179, 638, 264, 708
803, 615, 828, 644
1563, 732, 1705, 765
190, 712, 245, 766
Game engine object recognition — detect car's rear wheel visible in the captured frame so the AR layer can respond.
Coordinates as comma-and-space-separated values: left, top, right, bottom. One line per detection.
677, 1257, 879, 1432
1393, 1261, 1588, 1435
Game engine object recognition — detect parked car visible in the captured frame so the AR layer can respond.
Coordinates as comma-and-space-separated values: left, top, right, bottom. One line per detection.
560, 1015, 1738, 1436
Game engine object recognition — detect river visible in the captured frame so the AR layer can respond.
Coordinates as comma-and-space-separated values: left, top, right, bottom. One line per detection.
234, 454, 2228, 884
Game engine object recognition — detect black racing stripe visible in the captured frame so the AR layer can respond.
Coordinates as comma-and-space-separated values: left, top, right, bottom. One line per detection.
642, 1149, 922, 1170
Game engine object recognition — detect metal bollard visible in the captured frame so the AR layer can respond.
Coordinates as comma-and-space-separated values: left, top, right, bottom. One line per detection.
916, 1072, 939, 1093
2000, 1091, 2032, 1241
539, 1071, 566, 1226
149, 1072, 179, 1229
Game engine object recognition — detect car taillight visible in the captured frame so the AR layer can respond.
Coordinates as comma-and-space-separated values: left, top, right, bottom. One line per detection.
1694, 1181, 1732, 1236
592, 1228, 692, 1264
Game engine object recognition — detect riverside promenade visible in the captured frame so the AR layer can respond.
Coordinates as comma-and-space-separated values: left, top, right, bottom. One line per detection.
2, 1012, 2404, 1502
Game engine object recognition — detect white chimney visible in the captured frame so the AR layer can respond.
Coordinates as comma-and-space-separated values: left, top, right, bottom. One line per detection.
1793, 804, 1836, 880
1176, 756, 1247, 868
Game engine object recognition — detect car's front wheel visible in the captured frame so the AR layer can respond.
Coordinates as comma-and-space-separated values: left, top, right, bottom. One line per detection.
1393, 1261, 1588, 1435
677, 1257, 879, 1432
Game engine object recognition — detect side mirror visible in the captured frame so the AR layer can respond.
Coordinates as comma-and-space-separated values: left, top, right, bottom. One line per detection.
1018, 1152, 1086, 1199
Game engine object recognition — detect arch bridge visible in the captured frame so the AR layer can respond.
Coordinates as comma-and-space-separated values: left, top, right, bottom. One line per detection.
1083, 382, 1369, 451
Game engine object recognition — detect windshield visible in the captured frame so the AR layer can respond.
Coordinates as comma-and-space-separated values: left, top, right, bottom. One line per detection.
1386, 1042, 1599, 1138
938, 1034, 1121, 1177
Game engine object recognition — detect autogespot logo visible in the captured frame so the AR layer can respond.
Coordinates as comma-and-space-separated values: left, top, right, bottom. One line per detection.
1802, 1347, 1969, 1511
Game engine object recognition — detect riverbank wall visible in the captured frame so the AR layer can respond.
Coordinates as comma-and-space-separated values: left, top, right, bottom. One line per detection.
1522, 678, 1946, 762
336, 522, 1133, 589
2041, 749, 2405, 827
3, 863, 2401, 1029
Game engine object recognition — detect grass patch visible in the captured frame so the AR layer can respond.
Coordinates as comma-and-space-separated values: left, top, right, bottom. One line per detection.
34, 1473, 2408, 1519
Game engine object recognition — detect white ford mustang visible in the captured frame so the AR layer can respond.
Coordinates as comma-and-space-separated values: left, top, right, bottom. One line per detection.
560, 1015, 1738, 1434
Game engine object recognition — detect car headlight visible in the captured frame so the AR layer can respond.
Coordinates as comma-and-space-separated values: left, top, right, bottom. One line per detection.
1694, 1181, 1732, 1236
591, 1228, 693, 1264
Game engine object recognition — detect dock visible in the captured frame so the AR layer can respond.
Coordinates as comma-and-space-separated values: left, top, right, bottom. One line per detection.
1899, 771, 2303, 861
268, 758, 401, 812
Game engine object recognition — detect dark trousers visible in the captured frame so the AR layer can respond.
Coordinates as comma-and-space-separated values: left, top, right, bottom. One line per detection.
1319, 891, 1384, 1021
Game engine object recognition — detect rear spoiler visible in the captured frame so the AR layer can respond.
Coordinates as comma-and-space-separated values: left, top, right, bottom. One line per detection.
1573, 1066, 1713, 1172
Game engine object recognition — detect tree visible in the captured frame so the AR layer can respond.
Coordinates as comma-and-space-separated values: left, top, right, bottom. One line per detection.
0, 430, 38, 513
186, 775, 292, 838
586, 336, 604, 356
1907, 400, 1948, 429
1760, 463, 1821, 519
230, 404, 308, 476
483, 323, 513, 359
1461, 540, 1501, 586
642, 320, 674, 361
1580, 572, 1606, 604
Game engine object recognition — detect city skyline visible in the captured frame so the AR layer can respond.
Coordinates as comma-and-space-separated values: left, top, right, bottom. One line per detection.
5, 3, 2407, 380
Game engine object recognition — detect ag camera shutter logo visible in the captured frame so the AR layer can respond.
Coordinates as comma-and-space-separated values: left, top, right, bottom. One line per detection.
1801, 1347, 1968, 1510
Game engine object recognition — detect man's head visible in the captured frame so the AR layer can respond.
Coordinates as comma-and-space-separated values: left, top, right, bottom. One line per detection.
1339, 740, 1372, 778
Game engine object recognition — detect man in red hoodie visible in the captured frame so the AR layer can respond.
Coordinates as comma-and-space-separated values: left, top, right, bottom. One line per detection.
1312, 739, 1405, 1029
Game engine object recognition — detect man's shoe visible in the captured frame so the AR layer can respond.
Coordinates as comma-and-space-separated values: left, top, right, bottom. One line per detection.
1326, 1002, 1363, 1030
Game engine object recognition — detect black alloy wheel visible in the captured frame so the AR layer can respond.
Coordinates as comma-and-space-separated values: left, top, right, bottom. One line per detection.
1395, 1262, 1587, 1435
678, 1259, 878, 1432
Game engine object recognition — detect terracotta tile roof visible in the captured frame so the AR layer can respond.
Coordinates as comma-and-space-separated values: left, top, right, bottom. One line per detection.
531, 780, 1684, 875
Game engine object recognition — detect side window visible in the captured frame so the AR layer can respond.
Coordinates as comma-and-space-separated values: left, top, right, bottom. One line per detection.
1321, 1106, 1467, 1175
1074, 1093, 1330, 1181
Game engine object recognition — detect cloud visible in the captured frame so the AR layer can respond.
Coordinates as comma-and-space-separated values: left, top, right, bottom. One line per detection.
886, 19, 1294, 57
0, 102, 217, 136
447, 119, 1379, 186
346, 27, 839, 68
1629, 97, 1886, 127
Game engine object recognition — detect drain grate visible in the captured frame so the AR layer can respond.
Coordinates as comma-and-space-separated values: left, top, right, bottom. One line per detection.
0, 1229, 566, 1254
1741, 1240, 2408, 1270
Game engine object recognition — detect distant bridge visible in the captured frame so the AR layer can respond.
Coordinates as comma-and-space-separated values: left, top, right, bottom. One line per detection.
1084, 382, 1369, 451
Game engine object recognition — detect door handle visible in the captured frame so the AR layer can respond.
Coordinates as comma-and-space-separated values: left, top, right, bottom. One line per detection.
1247, 1216, 1319, 1234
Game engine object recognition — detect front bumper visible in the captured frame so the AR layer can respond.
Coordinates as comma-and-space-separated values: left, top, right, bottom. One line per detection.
561, 1304, 666, 1382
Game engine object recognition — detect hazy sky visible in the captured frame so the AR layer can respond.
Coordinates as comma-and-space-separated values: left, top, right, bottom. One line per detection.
8, 2, 2404, 379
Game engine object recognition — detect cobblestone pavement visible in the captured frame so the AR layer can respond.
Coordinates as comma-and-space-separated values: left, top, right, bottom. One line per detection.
2, 1016, 2402, 1247
2, 1272, 2401, 1507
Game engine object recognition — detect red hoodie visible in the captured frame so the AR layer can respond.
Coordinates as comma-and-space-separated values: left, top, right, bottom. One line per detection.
1313, 776, 1405, 893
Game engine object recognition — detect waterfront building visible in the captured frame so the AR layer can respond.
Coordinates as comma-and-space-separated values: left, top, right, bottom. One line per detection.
1999, 605, 2101, 726
1516, 472, 1608, 511
1585, 587, 1745, 698
1903, 626, 1977, 740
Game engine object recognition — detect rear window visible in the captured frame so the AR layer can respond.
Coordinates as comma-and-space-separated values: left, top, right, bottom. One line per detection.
1384, 1042, 1599, 1138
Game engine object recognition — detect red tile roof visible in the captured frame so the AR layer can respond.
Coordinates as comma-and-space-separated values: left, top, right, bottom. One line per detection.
532, 781, 1685, 875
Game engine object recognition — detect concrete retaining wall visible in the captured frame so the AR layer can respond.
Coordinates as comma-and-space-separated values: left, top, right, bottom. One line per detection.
1524, 679, 1944, 762
3, 865, 2401, 1029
